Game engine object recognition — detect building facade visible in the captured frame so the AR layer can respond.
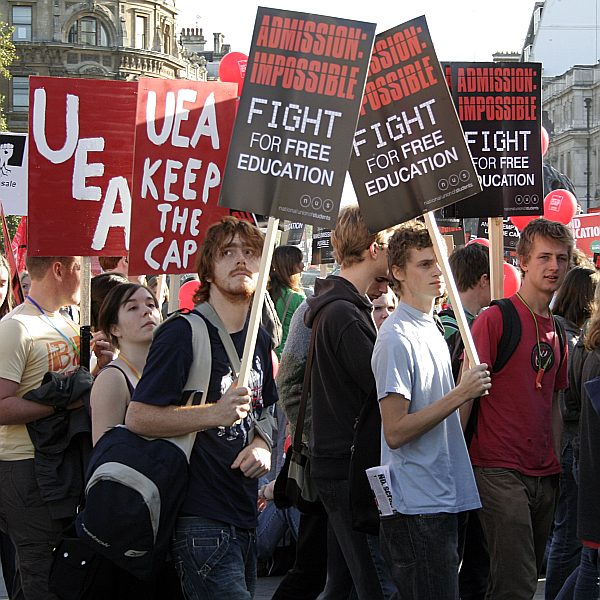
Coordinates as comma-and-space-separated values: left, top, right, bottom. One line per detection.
0, 0, 208, 132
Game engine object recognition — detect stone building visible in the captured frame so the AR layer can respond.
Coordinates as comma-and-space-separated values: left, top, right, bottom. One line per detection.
0, 0, 208, 132
522, 0, 600, 210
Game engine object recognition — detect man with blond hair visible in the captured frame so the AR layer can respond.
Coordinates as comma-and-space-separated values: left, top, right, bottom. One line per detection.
0, 256, 82, 599
304, 206, 396, 599
469, 218, 573, 600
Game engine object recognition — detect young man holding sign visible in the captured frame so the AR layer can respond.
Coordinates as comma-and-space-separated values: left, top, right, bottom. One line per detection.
371, 221, 491, 600
469, 218, 572, 600
126, 217, 277, 599
304, 206, 397, 599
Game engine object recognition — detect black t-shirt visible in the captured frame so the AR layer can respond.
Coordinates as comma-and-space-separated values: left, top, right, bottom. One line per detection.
132, 312, 278, 529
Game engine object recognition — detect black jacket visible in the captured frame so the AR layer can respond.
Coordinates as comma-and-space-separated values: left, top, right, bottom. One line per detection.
304, 276, 378, 479
578, 348, 600, 544
25, 368, 93, 520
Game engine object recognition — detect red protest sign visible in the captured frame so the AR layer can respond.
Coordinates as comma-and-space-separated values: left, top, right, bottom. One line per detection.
128, 79, 237, 275
28, 76, 137, 256
571, 213, 600, 257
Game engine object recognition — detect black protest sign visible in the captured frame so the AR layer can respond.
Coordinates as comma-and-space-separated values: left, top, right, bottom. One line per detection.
282, 221, 305, 245
477, 218, 520, 250
446, 62, 543, 219
312, 228, 335, 264
219, 7, 376, 228
349, 16, 481, 232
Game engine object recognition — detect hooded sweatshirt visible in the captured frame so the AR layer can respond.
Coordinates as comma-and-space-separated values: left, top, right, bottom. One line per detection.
304, 275, 377, 479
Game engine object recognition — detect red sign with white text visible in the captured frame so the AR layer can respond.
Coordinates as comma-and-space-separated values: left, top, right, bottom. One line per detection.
28, 76, 137, 256
571, 213, 600, 257
128, 79, 238, 275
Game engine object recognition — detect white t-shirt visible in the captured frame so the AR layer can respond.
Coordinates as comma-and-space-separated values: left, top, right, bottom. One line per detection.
371, 301, 480, 515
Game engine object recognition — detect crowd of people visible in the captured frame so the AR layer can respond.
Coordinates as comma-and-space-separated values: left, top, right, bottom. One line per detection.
0, 209, 598, 600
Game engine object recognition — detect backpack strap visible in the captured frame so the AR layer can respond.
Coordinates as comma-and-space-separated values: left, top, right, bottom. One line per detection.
553, 315, 567, 371
196, 302, 274, 450
489, 298, 521, 373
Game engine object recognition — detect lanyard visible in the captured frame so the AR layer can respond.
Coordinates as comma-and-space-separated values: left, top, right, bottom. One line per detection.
516, 293, 555, 390
27, 297, 80, 358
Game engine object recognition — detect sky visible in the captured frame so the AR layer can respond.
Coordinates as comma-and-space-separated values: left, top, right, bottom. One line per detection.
176, 0, 540, 62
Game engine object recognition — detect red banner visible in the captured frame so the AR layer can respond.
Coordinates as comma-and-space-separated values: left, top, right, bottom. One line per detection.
28, 76, 137, 256
128, 79, 237, 275
11, 215, 27, 274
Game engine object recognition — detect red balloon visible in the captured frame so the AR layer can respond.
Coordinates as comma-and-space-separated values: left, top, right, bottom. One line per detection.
503, 262, 521, 298
178, 280, 200, 310
509, 215, 537, 231
218, 52, 248, 93
466, 237, 490, 248
541, 126, 549, 157
543, 189, 577, 225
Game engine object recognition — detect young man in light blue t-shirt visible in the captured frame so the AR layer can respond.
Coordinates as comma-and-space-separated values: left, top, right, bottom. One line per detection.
371, 221, 491, 600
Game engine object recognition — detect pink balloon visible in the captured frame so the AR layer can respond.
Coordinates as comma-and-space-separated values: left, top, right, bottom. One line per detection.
509, 215, 537, 231
541, 126, 549, 157
178, 280, 200, 310
503, 262, 521, 298
466, 237, 490, 248
218, 52, 248, 93
543, 189, 577, 225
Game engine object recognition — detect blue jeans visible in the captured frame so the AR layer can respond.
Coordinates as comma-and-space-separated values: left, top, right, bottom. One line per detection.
556, 547, 600, 600
171, 516, 256, 600
256, 501, 300, 561
379, 512, 461, 600
313, 478, 389, 600
546, 443, 582, 599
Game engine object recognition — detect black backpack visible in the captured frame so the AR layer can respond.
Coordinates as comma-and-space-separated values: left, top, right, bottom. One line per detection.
441, 298, 566, 445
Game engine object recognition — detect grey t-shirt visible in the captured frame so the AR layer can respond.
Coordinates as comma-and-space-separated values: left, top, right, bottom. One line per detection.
371, 301, 480, 515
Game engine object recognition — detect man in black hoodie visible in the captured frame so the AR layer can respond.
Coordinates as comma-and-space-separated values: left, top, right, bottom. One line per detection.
304, 206, 396, 600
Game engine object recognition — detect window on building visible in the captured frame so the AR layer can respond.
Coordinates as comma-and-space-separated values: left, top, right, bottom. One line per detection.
12, 76, 29, 112
164, 24, 171, 55
135, 16, 147, 49
12, 6, 32, 41
68, 17, 109, 46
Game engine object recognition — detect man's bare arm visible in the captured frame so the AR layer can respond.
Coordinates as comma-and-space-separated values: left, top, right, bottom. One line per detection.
0, 378, 54, 425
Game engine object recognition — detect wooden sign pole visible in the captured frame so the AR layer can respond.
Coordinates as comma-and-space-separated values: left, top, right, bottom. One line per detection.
423, 212, 480, 368
239, 216, 279, 387
168, 276, 180, 313
488, 217, 504, 300
80, 256, 92, 369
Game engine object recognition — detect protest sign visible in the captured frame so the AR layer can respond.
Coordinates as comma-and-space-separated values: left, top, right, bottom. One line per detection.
445, 62, 543, 219
28, 77, 137, 256
128, 78, 238, 275
477, 218, 520, 250
311, 227, 335, 264
571, 213, 600, 257
281, 221, 305, 246
219, 7, 376, 227
350, 17, 481, 232
0, 132, 28, 215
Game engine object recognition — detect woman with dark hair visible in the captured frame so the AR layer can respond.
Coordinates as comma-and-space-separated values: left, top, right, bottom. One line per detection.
547, 266, 600, 599
90, 282, 160, 444
0, 254, 14, 318
86, 283, 182, 598
268, 245, 305, 358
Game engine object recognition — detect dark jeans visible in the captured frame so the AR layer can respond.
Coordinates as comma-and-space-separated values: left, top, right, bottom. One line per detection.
474, 467, 558, 600
555, 546, 600, 600
313, 477, 387, 600
379, 511, 462, 600
0, 459, 65, 600
171, 516, 256, 600
546, 443, 582, 599
272, 512, 328, 600
458, 511, 489, 600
